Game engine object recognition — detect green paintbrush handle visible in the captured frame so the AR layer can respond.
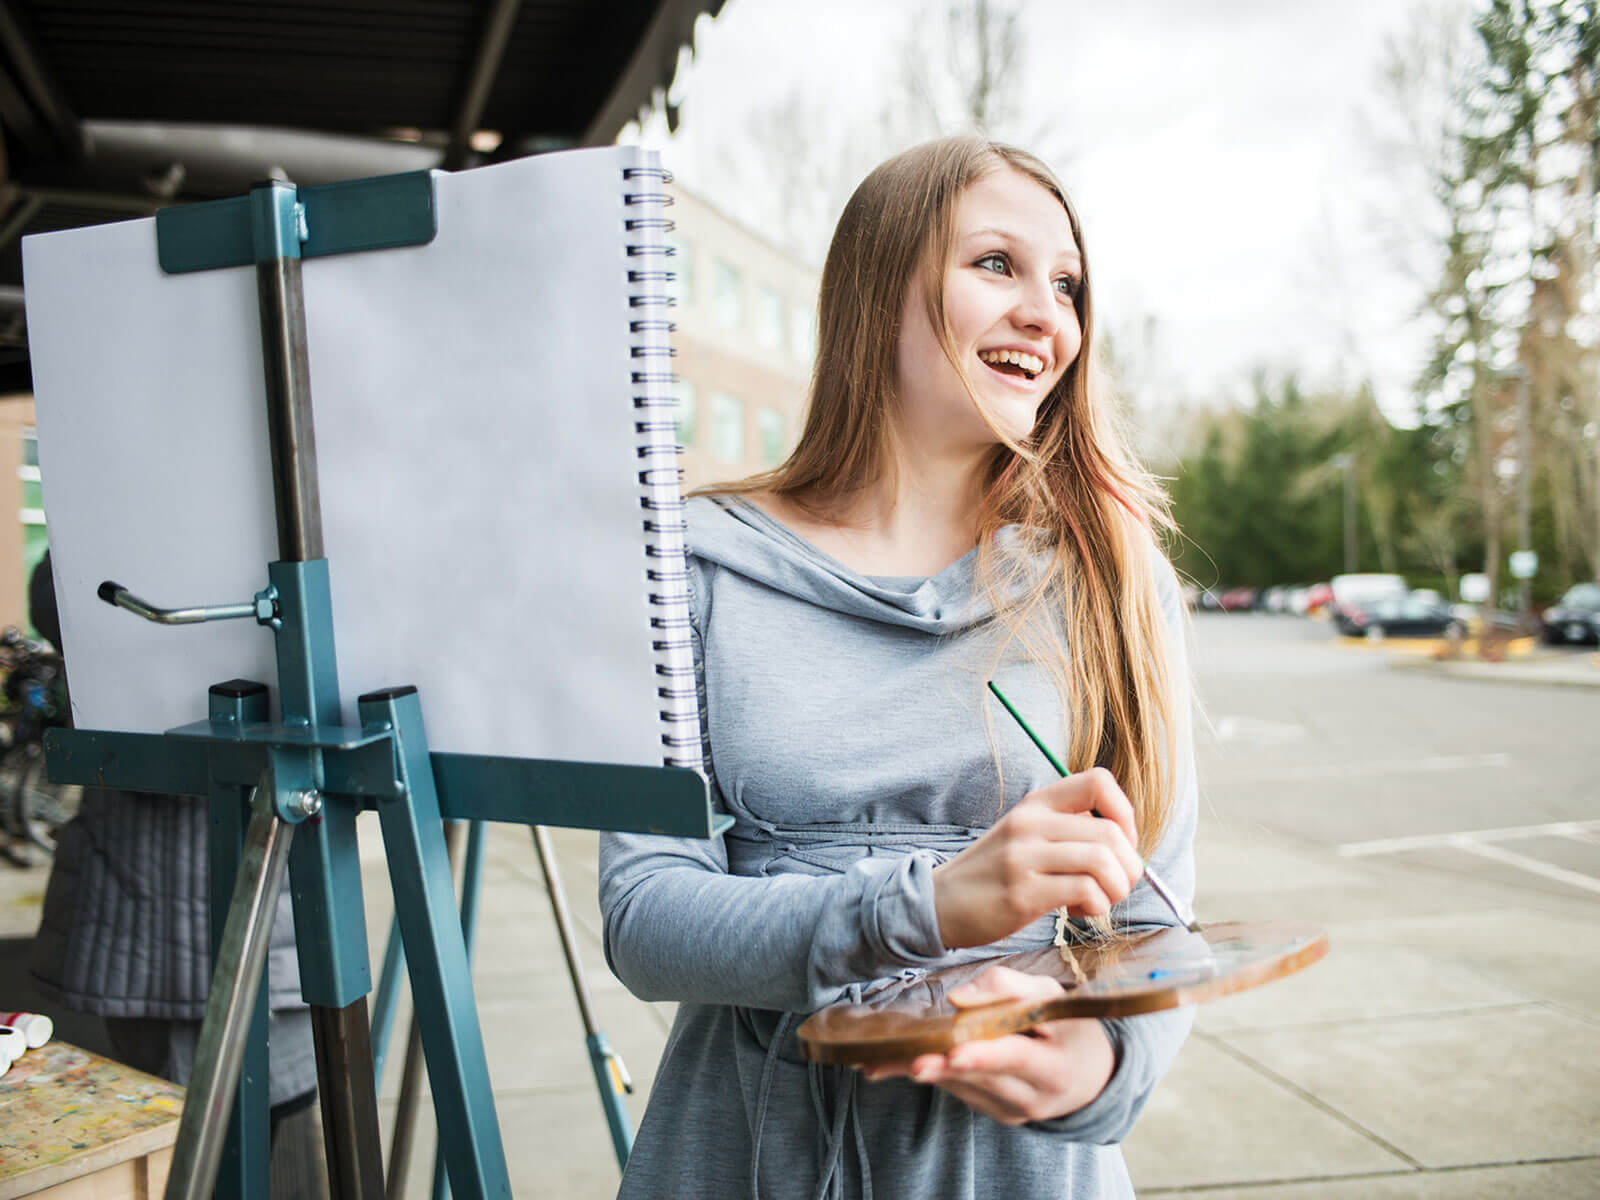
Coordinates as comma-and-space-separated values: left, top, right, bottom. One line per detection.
986, 680, 1200, 932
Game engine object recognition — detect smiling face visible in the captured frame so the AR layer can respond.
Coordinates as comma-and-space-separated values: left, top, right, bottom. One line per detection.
893, 166, 1084, 453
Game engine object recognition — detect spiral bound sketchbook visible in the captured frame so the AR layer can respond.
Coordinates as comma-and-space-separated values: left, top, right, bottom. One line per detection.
23, 145, 700, 769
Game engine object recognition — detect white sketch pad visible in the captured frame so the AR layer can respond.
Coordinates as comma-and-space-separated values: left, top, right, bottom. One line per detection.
23, 146, 672, 766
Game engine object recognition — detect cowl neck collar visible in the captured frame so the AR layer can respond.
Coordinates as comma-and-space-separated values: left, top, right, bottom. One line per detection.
687, 495, 1040, 635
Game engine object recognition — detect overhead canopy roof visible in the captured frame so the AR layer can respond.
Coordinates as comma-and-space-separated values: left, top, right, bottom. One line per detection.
0, 0, 721, 390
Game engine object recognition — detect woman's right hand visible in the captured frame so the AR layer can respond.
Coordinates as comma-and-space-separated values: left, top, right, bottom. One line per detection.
932, 767, 1144, 949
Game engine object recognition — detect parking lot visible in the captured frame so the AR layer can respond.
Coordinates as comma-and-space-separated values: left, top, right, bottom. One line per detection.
1121, 612, 1600, 1196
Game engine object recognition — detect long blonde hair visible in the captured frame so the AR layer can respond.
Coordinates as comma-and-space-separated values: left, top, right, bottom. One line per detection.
701, 136, 1181, 858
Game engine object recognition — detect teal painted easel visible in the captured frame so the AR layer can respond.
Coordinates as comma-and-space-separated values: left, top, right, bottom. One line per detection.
370, 819, 636, 1198
45, 171, 724, 1200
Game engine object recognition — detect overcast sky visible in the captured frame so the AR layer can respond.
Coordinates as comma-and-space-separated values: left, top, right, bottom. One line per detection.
625, 0, 1466, 424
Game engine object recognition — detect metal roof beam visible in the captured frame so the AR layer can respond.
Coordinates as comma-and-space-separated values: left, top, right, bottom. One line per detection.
0, 1, 83, 159
16, 121, 444, 202
0, 61, 47, 158
582, 0, 721, 146
0, 192, 40, 249
443, 0, 525, 172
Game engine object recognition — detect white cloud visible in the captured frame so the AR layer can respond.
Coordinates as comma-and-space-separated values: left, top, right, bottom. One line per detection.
636, 0, 1440, 414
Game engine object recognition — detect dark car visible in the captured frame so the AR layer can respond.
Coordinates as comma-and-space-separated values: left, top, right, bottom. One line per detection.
1541, 583, 1600, 645
1342, 595, 1467, 642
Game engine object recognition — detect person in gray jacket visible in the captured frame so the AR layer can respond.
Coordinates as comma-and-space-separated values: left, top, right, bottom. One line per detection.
601, 137, 1198, 1198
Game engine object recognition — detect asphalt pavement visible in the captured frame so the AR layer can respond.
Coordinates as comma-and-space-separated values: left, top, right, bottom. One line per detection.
2, 613, 1596, 1197
1121, 613, 1600, 1197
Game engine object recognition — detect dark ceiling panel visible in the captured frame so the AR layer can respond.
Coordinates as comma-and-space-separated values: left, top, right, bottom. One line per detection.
0, 0, 724, 364
15, 0, 684, 140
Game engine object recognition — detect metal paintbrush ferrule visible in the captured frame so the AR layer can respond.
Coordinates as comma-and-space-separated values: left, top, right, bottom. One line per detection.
1141, 863, 1201, 933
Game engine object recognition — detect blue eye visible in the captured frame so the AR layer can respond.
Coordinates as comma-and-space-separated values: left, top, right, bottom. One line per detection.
1055, 275, 1082, 301
975, 252, 1010, 274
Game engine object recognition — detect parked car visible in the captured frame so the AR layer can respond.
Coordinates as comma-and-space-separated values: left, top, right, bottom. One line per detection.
1219, 587, 1259, 612
1329, 573, 1408, 635
1540, 583, 1600, 645
1305, 582, 1333, 615
1343, 595, 1468, 642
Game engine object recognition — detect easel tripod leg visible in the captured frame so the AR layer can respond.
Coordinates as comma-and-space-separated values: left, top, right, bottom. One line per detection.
532, 825, 635, 1168
429, 819, 485, 1200
165, 773, 293, 1200
364, 687, 509, 1198
209, 780, 269, 1200
370, 919, 407, 1087
388, 821, 466, 1200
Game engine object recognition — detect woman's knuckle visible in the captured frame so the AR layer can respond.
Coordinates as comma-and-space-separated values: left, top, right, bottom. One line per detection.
1000, 840, 1028, 879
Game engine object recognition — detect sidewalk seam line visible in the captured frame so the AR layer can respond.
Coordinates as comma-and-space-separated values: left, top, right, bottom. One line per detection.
1138, 1153, 1600, 1194
1200, 999, 1545, 1036
1194, 1030, 1424, 1170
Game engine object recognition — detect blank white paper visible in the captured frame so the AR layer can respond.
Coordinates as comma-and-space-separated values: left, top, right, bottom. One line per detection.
23, 145, 668, 767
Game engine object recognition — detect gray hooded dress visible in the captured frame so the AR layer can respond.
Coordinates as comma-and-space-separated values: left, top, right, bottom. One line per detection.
600, 496, 1197, 1199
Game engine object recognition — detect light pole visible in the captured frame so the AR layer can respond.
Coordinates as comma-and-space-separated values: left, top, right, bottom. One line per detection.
1332, 452, 1356, 575
1509, 365, 1534, 615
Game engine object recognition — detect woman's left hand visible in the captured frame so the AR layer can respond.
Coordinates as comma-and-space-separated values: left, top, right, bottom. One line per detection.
858, 965, 1115, 1125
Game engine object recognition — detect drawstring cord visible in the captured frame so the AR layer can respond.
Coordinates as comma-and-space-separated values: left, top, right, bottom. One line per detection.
736, 817, 985, 1199
750, 999, 875, 1200
750, 1011, 796, 1199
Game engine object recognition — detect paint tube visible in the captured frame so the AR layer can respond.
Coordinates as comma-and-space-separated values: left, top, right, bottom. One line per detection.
0, 1026, 24, 1060
0, 1011, 52, 1049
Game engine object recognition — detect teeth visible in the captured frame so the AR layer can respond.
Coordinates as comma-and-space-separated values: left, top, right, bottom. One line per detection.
978, 349, 1045, 376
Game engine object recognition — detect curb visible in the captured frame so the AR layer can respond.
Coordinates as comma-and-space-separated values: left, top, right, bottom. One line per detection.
1389, 654, 1600, 690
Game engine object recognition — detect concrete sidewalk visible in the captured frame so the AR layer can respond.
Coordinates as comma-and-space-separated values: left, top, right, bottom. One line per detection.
353, 808, 1599, 1198
1119, 821, 1600, 1197
2, 790, 1594, 1196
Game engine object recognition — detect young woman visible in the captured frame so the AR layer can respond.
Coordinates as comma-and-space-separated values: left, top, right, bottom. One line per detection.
600, 136, 1196, 1199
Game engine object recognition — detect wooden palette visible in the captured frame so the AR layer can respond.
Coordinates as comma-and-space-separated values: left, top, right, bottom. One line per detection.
799, 920, 1329, 1066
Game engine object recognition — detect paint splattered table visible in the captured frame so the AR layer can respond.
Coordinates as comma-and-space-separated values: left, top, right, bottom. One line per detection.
0, 1041, 183, 1200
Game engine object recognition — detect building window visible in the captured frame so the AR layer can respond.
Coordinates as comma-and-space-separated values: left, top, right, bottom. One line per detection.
671, 237, 694, 306
790, 304, 816, 366
757, 286, 784, 350
674, 379, 697, 448
712, 261, 741, 330
19, 429, 47, 636
19, 429, 43, 528
758, 408, 785, 467
710, 391, 744, 462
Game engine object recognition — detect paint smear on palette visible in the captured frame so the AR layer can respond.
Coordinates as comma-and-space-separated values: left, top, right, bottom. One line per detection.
0, 1040, 182, 1183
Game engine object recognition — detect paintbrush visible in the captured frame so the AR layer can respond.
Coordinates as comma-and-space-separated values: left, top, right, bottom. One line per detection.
986, 680, 1202, 933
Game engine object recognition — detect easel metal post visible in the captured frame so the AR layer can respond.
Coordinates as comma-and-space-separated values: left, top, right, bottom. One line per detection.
256, 178, 388, 1200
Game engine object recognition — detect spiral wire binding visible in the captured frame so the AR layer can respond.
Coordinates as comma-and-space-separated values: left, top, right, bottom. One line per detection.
625, 161, 702, 763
